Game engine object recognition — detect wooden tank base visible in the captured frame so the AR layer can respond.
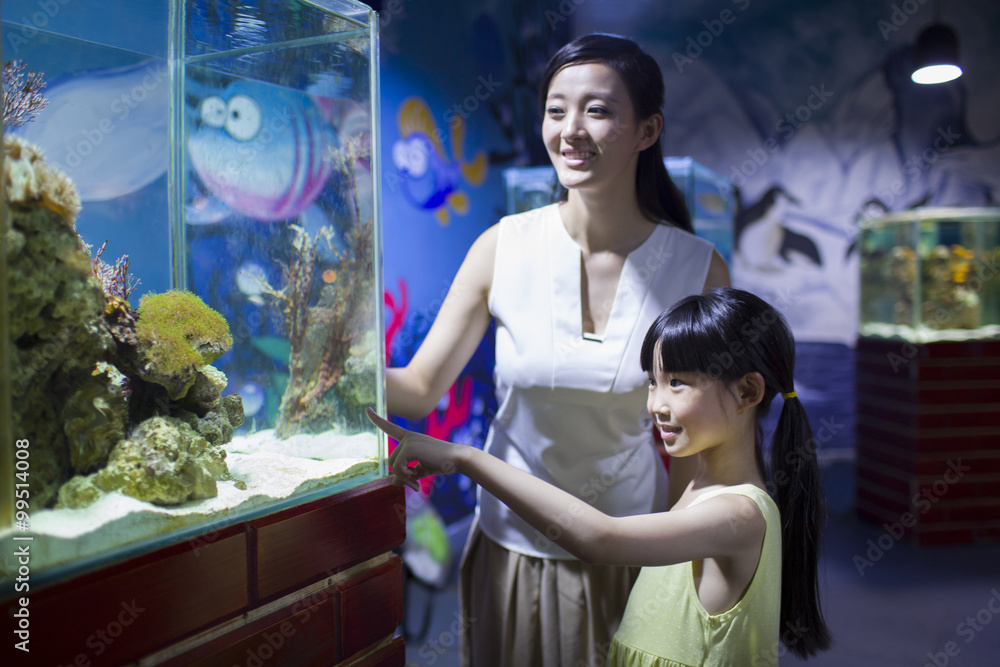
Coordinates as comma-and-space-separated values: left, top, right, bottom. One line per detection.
2, 477, 405, 666
855, 337, 1000, 545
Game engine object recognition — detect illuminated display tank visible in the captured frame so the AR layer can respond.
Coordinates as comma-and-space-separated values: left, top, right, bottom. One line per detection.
502, 157, 735, 264
858, 207, 1000, 341
0, 0, 384, 585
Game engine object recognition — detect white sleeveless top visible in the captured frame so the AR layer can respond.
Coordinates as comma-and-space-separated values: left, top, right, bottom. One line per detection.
482, 203, 715, 559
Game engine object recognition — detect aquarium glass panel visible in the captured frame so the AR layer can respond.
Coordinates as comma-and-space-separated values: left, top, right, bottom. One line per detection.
1, 0, 384, 587
859, 208, 1000, 341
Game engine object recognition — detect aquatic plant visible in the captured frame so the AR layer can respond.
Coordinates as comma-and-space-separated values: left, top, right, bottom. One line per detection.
88, 239, 141, 305
3, 59, 47, 128
263, 218, 375, 437
135, 290, 234, 399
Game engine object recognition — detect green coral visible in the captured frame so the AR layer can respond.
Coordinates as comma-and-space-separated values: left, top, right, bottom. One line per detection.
135, 290, 233, 399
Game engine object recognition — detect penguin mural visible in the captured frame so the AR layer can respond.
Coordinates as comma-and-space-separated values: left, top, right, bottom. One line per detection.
734, 186, 822, 271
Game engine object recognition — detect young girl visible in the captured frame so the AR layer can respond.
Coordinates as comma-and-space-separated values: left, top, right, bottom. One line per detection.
372, 288, 831, 665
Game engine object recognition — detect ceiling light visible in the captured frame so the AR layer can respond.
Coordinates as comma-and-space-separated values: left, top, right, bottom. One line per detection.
911, 23, 962, 84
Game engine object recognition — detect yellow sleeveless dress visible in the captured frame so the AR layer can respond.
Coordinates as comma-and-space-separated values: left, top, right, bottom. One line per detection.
606, 485, 781, 667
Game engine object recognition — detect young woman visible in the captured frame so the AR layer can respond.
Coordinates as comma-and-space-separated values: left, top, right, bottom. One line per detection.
387, 34, 729, 666
375, 288, 832, 665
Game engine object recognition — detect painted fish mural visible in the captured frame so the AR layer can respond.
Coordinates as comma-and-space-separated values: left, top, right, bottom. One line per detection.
392, 97, 487, 225
14, 59, 169, 202
187, 79, 337, 222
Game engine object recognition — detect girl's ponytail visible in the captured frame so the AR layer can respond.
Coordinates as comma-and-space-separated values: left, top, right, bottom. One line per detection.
769, 393, 832, 658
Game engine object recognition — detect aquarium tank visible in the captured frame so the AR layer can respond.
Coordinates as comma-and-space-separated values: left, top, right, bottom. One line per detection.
502, 157, 735, 263
858, 207, 1000, 341
0, 0, 385, 586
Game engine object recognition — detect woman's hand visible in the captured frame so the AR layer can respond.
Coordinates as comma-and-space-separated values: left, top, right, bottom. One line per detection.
367, 408, 472, 491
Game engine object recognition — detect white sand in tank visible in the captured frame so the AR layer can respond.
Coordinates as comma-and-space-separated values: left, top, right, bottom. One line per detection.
860, 322, 1000, 342
0, 429, 381, 577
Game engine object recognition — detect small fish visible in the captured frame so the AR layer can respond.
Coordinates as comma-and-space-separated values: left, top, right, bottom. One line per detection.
392, 97, 487, 225
187, 79, 337, 221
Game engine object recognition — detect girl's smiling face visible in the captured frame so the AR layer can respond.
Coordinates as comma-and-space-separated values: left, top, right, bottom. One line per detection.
542, 62, 660, 193
646, 353, 742, 458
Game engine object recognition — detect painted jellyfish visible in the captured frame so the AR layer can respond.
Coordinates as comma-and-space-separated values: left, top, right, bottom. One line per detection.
187, 79, 337, 222
14, 59, 170, 202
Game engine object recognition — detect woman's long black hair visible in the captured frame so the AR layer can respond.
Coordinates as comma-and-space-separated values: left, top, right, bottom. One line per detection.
639, 288, 832, 659
539, 33, 693, 233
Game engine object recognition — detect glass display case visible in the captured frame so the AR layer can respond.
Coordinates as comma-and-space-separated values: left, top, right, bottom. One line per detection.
1, 0, 384, 585
502, 156, 735, 263
858, 207, 1000, 341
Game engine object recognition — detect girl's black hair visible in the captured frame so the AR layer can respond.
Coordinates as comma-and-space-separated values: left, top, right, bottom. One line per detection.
640, 288, 832, 659
539, 33, 693, 233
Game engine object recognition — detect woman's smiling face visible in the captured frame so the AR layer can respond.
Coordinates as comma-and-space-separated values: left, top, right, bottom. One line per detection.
542, 62, 657, 194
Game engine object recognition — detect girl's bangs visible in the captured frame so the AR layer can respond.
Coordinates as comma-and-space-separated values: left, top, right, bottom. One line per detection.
658, 313, 723, 375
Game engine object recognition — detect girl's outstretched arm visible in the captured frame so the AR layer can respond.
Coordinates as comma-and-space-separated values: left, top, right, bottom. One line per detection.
370, 410, 764, 568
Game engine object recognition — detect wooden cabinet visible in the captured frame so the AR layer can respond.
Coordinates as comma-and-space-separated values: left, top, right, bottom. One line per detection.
856, 338, 1000, 545
2, 477, 405, 666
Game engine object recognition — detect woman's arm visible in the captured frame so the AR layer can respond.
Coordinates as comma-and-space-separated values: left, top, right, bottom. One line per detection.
371, 410, 764, 568
386, 224, 498, 419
